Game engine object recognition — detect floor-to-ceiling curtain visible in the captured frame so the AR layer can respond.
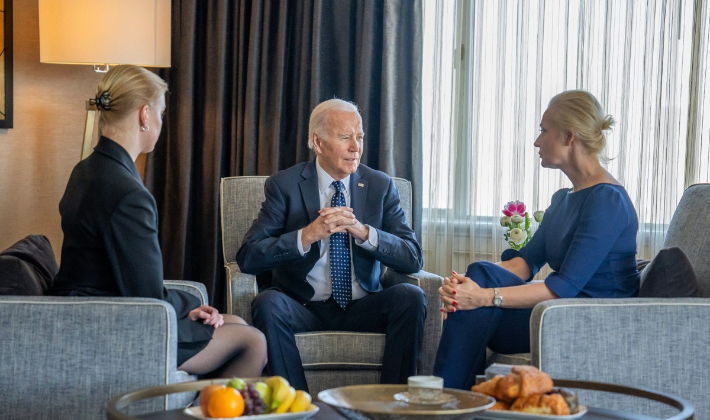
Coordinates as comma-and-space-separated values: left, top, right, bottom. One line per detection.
422, 0, 710, 278
145, 0, 422, 309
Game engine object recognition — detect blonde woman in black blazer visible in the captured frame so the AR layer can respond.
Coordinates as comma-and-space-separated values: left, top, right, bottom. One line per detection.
52, 65, 266, 378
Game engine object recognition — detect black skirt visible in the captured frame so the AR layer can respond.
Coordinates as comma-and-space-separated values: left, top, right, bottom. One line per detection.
177, 317, 214, 366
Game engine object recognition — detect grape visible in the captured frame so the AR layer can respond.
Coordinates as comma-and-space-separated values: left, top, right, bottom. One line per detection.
239, 386, 267, 416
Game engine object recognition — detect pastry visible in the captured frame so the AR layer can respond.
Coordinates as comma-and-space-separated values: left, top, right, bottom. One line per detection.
471, 375, 504, 397
470, 366, 576, 415
496, 365, 554, 401
510, 392, 571, 415
489, 400, 510, 411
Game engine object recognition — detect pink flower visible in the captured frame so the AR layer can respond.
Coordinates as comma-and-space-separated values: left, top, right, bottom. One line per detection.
502, 200, 526, 217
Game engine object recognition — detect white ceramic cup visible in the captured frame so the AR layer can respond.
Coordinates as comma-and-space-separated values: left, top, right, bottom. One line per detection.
407, 375, 444, 403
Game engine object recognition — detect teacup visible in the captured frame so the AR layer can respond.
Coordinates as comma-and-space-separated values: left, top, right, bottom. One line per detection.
407, 375, 444, 403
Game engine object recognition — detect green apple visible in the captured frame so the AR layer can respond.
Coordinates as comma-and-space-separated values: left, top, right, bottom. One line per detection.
253, 381, 272, 405
227, 377, 246, 391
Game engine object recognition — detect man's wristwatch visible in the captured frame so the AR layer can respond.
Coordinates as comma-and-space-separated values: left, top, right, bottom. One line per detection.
492, 287, 503, 307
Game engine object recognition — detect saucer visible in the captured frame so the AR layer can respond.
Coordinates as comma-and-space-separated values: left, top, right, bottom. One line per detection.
394, 391, 458, 405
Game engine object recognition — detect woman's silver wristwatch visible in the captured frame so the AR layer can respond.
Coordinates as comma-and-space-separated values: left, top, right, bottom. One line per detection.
493, 287, 503, 307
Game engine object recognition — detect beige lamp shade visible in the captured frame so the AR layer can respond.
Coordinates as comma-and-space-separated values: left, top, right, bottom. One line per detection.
38, 0, 171, 67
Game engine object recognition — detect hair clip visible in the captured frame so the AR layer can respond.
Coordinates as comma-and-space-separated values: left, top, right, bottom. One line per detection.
90, 91, 112, 111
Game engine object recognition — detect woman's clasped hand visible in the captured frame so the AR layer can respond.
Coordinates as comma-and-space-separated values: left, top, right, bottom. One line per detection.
439, 272, 490, 318
189, 305, 226, 328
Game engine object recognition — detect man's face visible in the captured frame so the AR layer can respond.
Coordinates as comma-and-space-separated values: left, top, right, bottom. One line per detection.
312, 111, 364, 180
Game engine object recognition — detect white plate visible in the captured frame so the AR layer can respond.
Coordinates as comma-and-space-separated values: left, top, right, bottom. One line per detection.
476, 405, 587, 419
184, 405, 319, 420
393, 391, 458, 405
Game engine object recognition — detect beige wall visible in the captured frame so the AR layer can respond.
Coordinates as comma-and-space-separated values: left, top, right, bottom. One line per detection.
0, 0, 103, 254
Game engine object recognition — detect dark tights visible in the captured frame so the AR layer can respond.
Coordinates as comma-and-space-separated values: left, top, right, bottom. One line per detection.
179, 314, 267, 378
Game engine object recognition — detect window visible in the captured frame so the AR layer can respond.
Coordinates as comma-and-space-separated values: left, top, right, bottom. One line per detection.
422, 0, 709, 276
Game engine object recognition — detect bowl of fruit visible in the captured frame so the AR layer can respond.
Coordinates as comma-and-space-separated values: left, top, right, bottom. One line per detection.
185, 376, 318, 419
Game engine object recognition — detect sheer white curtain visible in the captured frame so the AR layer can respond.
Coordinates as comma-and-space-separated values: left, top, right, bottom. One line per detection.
422, 0, 710, 278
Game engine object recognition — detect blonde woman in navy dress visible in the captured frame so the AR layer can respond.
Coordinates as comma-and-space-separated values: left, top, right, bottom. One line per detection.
433, 90, 640, 389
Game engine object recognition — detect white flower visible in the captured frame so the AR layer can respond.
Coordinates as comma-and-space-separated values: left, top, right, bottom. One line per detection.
509, 228, 527, 245
511, 214, 524, 224
533, 210, 545, 223
500, 216, 511, 227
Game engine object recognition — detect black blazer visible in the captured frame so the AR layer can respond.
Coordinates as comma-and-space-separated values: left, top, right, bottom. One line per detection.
236, 159, 423, 304
52, 137, 209, 343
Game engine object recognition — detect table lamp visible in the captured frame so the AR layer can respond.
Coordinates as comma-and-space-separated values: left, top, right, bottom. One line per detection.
38, 0, 171, 159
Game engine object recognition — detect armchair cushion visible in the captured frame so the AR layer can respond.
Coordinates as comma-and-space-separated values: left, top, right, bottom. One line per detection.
639, 247, 699, 298
0, 235, 58, 296
297, 332, 385, 368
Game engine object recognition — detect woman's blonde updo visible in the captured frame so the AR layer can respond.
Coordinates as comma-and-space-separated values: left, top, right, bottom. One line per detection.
546, 90, 615, 161
94, 65, 168, 131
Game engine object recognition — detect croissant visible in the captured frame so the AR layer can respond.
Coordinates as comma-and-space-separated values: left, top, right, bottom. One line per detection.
510, 393, 571, 415
489, 400, 510, 411
471, 375, 504, 397
496, 366, 554, 401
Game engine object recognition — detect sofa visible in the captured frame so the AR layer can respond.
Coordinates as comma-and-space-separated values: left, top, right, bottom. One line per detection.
0, 235, 205, 420
525, 184, 710, 418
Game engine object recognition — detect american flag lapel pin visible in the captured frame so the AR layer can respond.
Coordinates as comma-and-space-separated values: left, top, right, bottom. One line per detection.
358, 183, 364, 187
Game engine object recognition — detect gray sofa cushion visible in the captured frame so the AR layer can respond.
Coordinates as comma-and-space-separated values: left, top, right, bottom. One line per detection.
639, 247, 699, 297
0, 235, 58, 295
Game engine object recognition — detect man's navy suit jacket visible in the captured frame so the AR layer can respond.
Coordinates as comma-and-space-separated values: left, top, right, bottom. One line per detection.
236, 159, 423, 304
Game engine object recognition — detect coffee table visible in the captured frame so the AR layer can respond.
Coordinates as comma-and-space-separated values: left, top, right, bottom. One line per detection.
106, 379, 694, 420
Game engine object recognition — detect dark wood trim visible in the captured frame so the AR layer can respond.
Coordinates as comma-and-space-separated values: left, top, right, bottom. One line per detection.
0, 0, 13, 129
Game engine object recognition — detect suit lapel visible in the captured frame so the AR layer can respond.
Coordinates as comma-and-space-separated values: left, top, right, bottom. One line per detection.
350, 168, 368, 222
299, 160, 321, 223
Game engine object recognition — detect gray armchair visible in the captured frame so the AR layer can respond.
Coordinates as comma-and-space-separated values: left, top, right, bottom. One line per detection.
0, 279, 206, 420
528, 184, 710, 418
220, 176, 443, 395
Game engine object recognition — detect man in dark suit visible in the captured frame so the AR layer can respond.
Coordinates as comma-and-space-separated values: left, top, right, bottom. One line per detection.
236, 98, 426, 391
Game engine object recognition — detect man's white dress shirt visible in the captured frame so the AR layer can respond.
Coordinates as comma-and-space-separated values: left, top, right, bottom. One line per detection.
296, 158, 379, 302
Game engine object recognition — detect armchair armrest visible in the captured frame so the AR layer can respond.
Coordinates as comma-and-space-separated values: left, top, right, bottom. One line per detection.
0, 296, 183, 419
530, 298, 710, 417
165, 280, 209, 305
381, 269, 444, 375
225, 262, 258, 324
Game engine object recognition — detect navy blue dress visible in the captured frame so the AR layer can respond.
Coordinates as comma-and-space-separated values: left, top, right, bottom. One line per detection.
433, 184, 640, 389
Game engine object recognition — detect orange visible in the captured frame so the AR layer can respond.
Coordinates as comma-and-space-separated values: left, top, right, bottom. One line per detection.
199, 385, 225, 415
207, 387, 245, 418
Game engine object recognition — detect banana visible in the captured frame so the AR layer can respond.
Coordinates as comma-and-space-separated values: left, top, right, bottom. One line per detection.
274, 386, 296, 413
288, 390, 312, 412
265, 376, 291, 411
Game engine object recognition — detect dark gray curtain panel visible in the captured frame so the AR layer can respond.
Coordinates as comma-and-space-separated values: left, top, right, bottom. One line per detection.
146, 0, 423, 309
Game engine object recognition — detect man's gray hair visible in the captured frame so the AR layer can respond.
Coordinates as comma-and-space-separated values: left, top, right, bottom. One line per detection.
308, 98, 362, 149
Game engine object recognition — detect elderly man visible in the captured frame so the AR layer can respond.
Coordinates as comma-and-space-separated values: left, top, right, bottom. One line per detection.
236, 99, 426, 392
